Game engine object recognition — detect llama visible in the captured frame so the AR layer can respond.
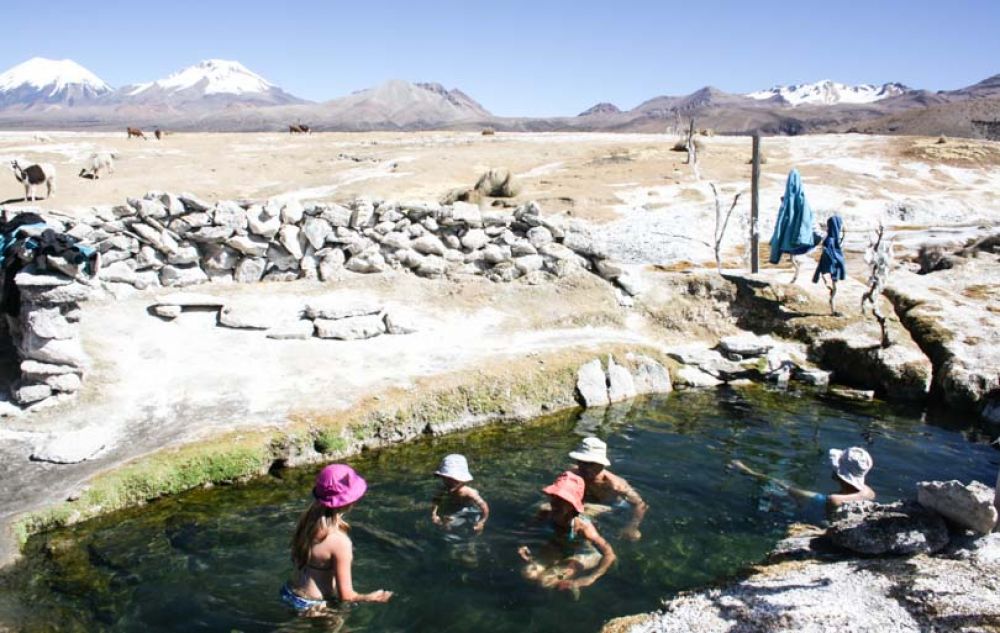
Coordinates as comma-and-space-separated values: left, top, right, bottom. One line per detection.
11, 160, 56, 201
289, 123, 310, 134
127, 127, 146, 139
78, 152, 116, 179
154, 128, 163, 140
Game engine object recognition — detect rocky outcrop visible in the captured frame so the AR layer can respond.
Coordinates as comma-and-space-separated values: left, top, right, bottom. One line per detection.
604, 534, 1000, 633
665, 333, 832, 390
827, 500, 949, 555
603, 503, 1000, 633
918, 480, 998, 534
725, 271, 932, 401
885, 263, 1000, 423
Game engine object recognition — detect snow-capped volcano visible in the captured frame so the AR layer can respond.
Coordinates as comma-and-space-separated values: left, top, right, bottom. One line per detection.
0, 57, 112, 108
747, 80, 909, 106
128, 59, 273, 96
121, 59, 304, 106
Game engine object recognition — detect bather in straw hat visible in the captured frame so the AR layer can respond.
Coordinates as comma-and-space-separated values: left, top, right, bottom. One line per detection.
435, 454, 474, 482
569, 437, 611, 467
829, 447, 873, 491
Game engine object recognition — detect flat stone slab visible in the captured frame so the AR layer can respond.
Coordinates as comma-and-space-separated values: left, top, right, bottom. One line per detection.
314, 314, 386, 340
304, 300, 382, 320
14, 271, 74, 287
30, 426, 113, 464
150, 292, 227, 308
218, 304, 288, 330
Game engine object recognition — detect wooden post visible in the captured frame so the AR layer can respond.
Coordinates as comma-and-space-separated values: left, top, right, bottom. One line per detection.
750, 132, 761, 273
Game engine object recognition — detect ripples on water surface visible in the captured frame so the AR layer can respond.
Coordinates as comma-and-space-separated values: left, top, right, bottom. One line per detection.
2, 388, 997, 632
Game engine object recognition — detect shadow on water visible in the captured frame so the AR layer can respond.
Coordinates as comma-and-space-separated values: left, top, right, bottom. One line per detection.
1, 387, 997, 632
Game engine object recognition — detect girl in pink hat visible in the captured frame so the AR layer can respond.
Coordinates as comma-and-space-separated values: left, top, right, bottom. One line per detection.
518, 471, 617, 593
282, 464, 393, 614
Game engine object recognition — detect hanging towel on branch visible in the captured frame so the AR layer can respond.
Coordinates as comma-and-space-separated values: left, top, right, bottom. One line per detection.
813, 215, 846, 283
769, 169, 817, 264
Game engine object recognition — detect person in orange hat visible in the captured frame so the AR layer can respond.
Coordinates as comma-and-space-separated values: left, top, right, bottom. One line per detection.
517, 471, 617, 592
282, 464, 393, 615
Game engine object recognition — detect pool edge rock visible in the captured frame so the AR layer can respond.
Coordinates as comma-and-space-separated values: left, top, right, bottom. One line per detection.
601, 526, 1000, 633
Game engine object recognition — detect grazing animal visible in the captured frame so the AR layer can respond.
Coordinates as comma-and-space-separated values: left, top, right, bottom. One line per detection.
127, 127, 146, 139
11, 160, 56, 201
32, 133, 53, 143
78, 152, 116, 180
154, 128, 163, 140
289, 123, 310, 134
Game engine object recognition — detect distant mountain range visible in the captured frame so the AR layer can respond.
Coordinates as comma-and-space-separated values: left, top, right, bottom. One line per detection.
0, 57, 997, 139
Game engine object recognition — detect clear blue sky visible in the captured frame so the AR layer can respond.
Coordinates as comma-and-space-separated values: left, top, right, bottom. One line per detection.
3, 0, 998, 116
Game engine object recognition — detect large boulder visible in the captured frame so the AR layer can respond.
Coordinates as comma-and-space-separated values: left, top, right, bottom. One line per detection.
475, 168, 520, 198
828, 500, 949, 556
629, 354, 672, 394
719, 334, 774, 358
607, 355, 637, 403
576, 359, 609, 407
917, 480, 998, 534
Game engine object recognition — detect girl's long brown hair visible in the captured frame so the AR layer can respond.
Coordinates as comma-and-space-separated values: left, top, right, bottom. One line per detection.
290, 502, 350, 569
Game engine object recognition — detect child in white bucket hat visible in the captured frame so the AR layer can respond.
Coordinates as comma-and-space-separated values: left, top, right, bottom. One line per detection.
730, 445, 876, 513
431, 454, 490, 534
568, 437, 648, 541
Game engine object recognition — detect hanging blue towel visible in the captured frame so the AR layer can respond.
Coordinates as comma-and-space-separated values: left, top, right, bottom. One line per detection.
768, 169, 816, 264
813, 215, 846, 283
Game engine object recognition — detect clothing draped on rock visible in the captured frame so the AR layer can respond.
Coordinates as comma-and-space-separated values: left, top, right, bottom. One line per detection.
769, 169, 817, 264
813, 215, 847, 283
0, 212, 97, 315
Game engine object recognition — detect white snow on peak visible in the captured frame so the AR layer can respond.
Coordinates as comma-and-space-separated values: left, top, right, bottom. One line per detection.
0, 57, 111, 96
128, 59, 274, 96
746, 80, 908, 106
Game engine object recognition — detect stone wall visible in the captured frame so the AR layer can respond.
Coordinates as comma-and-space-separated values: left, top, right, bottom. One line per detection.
6, 270, 90, 408
81, 193, 629, 291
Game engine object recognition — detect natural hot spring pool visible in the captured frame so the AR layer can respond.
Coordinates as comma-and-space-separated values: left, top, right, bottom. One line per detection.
2, 388, 997, 632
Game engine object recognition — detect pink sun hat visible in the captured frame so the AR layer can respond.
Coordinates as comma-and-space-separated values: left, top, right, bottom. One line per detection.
313, 464, 368, 509
542, 471, 586, 513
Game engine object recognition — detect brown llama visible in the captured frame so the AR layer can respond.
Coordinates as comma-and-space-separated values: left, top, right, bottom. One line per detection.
127, 127, 146, 139
289, 124, 310, 134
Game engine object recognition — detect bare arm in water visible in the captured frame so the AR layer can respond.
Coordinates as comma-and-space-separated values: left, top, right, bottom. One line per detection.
555, 518, 617, 591
605, 472, 648, 541
729, 460, 824, 502
331, 534, 393, 603
729, 459, 875, 508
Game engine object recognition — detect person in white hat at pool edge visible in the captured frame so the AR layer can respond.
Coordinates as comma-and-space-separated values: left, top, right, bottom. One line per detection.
431, 454, 490, 534
730, 446, 876, 513
568, 437, 648, 541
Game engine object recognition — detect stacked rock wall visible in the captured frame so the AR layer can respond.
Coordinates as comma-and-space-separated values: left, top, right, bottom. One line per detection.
6, 270, 91, 407
78, 193, 629, 291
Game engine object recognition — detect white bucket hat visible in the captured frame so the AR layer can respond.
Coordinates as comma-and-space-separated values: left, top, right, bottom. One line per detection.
569, 437, 610, 467
435, 454, 473, 482
829, 447, 873, 490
